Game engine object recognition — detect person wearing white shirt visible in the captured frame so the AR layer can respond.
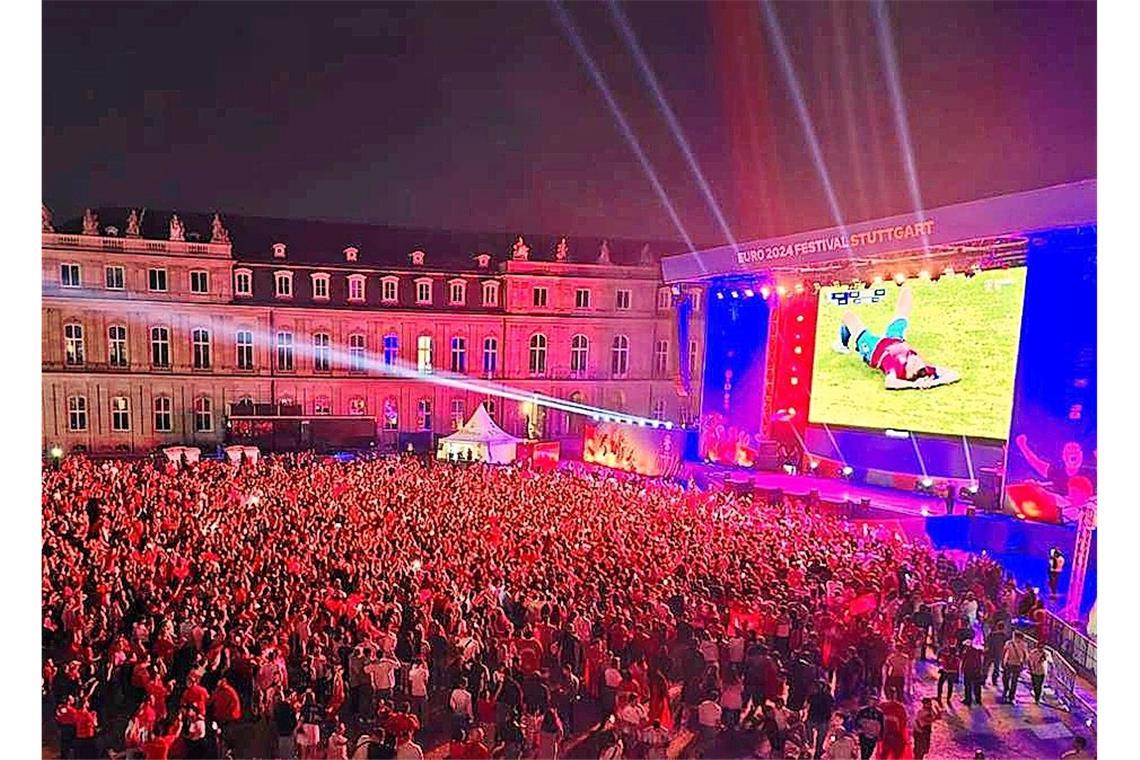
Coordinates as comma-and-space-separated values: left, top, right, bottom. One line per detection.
1026, 642, 1053, 704
618, 695, 647, 741
394, 735, 424, 760
449, 677, 474, 731
696, 694, 722, 741
366, 654, 400, 704
407, 660, 430, 723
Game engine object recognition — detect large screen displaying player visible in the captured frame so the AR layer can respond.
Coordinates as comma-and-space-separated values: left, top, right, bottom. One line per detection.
809, 268, 1027, 439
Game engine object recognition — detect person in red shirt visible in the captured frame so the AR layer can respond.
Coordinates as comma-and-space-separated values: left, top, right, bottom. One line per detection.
181, 676, 210, 716
140, 718, 182, 760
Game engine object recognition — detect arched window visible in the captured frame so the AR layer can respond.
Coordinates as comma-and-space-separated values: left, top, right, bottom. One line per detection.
482, 336, 498, 376
383, 333, 399, 367
194, 397, 213, 432
482, 281, 499, 306
63, 323, 85, 366
150, 326, 170, 368
313, 333, 331, 372
311, 272, 331, 300
450, 336, 467, 373
274, 271, 293, 299
348, 333, 366, 372
448, 279, 466, 305
153, 396, 173, 432
611, 335, 630, 378
234, 268, 252, 296
417, 335, 433, 373
381, 277, 399, 304
108, 325, 128, 368
347, 274, 366, 302
110, 396, 131, 431
67, 395, 87, 431
383, 397, 399, 430
570, 334, 589, 375
191, 328, 212, 369
529, 334, 547, 375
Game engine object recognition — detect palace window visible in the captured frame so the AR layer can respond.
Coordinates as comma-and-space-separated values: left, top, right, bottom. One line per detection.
575, 288, 591, 309
153, 396, 173, 432
63, 323, 85, 366
654, 339, 669, 376
148, 268, 167, 292
276, 331, 294, 371
482, 336, 498, 376
449, 280, 466, 305
67, 395, 87, 431
417, 335, 433, 373
236, 330, 254, 370
383, 333, 399, 367
482, 281, 499, 306
108, 325, 128, 368
234, 269, 252, 297
451, 398, 466, 430
450, 336, 467, 373
110, 396, 131, 432
383, 397, 399, 430
529, 334, 547, 375
274, 271, 293, 299
415, 279, 433, 305
382, 277, 399, 303
311, 273, 330, 300
313, 333, 331, 372
611, 335, 630, 378
104, 265, 124, 290
150, 327, 170, 368
616, 289, 631, 311
194, 397, 213, 432
417, 398, 433, 431
191, 328, 212, 369
60, 263, 81, 288
532, 286, 548, 307
349, 333, 366, 372
652, 399, 667, 421
657, 288, 672, 310
348, 274, 366, 302
570, 334, 589, 374
190, 270, 210, 294
689, 340, 699, 376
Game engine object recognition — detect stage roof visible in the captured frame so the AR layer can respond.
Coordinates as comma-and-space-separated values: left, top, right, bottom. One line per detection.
660, 180, 1096, 283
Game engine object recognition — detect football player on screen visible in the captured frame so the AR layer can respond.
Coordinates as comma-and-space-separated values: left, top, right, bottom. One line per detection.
833, 285, 961, 389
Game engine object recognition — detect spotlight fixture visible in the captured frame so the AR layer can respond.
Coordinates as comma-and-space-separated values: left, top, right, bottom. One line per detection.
943, 266, 956, 277
790, 377, 799, 386
921, 477, 934, 488
795, 314, 804, 323
967, 482, 979, 494
842, 465, 854, 477
731, 290, 739, 299
894, 272, 907, 285
787, 407, 797, 417
793, 346, 802, 354
760, 286, 771, 299
873, 275, 884, 284
919, 270, 930, 279
744, 288, 754, 298
809, 459, 819, 470
776, 285, 787, 297
716, 291, 724, 300
49, 446, 63, 459
664, 421, 673, 430
794, 283, 805, 294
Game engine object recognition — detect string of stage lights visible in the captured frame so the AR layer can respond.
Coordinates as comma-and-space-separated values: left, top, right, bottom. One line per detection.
44, 287, 676, 430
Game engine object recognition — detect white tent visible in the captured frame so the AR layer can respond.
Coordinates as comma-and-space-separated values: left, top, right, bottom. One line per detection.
436, 403, 522, 464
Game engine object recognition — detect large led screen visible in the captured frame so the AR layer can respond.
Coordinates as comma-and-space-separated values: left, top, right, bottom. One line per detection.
809, 268, 1027, 439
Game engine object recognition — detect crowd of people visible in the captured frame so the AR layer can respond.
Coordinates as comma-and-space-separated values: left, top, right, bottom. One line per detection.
42, 452, 1080, 759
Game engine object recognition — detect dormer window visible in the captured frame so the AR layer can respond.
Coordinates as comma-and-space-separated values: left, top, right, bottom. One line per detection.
415, 277, 433, 305
410, 250, 426, 266
381, 276, 399, 304
348, 274, 366, 302
234, 268, 252, 297
272, 242, 287, 259
482, 281, 500, 307
344, 246, 359, 262
275, 271, 294, 299
475, 253, 491, 269
448, 279, 466, 305
311, 273, 330, 300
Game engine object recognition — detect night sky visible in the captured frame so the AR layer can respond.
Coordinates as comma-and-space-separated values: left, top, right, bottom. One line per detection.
43, 1, 1095, 248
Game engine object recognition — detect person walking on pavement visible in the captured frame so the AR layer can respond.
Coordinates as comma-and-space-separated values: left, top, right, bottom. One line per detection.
961, 643, 984, 707
912, 697, 942, 760
1026, 641, 1053, 705
1001, 631, 1030, 704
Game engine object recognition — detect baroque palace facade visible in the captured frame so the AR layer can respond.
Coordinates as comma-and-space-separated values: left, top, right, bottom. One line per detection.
41, 206, 704, 454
